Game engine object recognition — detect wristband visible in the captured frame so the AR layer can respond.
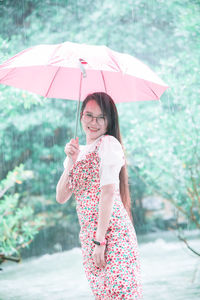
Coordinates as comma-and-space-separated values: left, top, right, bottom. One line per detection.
92, 239, 106, 246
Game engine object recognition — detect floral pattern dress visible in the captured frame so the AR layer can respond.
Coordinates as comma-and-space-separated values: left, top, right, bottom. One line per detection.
67, 135, 143, 299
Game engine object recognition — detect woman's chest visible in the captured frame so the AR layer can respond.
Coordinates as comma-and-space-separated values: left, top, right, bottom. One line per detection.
69, 152, 101, 193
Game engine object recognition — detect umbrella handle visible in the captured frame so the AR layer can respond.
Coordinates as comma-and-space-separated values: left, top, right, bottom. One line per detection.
71, 98, 80, 164
74, 98, 81, 139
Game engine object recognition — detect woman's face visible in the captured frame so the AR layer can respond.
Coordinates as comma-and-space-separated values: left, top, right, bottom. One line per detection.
81, 100, 108, 144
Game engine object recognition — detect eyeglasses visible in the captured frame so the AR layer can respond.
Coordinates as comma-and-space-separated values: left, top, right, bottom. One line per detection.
82, 113, 106, 126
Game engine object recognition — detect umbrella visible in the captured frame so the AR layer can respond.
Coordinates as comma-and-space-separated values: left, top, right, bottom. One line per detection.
0, 41, 168, 136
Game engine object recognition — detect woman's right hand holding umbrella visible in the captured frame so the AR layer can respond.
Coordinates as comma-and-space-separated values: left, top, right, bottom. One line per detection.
56, 137, 79, 204
65, 137, 80, 163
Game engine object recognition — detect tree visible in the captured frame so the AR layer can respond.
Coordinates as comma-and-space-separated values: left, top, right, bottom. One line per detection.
0, 165, 44, 266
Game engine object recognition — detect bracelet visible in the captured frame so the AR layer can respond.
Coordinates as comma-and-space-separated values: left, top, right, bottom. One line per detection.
92, 239, 107, 246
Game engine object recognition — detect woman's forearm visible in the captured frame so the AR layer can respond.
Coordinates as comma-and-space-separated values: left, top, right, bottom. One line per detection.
56, 157, 73, 204
95, 184, 115, 241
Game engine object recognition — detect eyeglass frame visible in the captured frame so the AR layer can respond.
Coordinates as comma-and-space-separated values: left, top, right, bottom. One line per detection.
81, 112, 107, 126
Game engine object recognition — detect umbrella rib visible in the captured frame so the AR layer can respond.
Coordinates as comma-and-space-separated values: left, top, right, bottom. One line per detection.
145, 80, 159, 100
0, 67, 16, 83
107, 47, 122, 72
100, 71, 107, 93
45, 67, 61, 98
48, 43, 62, 65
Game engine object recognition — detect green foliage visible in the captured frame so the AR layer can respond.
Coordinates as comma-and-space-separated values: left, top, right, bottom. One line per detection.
0, 165, 44, 258
119, 99, 200, 229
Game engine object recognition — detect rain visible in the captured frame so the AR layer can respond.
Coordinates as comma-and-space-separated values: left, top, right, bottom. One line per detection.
0, 0, 200, 299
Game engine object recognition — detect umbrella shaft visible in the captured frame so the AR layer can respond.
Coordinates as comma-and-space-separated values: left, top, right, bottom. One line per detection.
74, 99, 81, 139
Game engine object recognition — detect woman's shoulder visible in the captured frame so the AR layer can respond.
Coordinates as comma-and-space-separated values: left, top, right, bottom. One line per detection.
101, 134, 123, 148
99, 134, 124, 155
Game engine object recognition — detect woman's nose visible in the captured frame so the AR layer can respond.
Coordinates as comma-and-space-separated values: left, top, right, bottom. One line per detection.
91, 117, 98, 125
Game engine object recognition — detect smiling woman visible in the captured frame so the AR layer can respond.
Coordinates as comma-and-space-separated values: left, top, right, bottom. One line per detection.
56, 92, 143, 299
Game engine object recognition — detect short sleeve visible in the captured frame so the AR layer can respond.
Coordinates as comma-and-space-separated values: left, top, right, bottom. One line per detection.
99, 135, 125, 187
63, 156, 68, 169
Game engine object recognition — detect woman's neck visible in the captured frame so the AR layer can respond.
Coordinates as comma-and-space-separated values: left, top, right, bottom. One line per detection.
86, 134, 104, 145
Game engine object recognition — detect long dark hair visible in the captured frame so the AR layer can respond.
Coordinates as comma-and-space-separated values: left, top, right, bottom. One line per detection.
81, 92, 133, 222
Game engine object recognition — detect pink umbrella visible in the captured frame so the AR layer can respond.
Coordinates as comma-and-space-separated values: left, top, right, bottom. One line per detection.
0, 41, 168, 135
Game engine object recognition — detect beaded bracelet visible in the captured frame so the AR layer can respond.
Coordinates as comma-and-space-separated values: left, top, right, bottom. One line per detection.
92, 239, 107, 246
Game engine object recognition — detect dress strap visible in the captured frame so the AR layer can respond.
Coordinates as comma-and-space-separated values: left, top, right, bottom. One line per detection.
94, 135, 105, 152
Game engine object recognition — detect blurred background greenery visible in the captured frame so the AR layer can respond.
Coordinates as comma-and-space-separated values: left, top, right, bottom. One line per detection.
0, 0, 199, 262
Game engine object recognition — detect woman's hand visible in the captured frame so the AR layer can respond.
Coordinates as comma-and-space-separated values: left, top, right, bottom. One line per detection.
92, 244, 106, 268
64, 137, 80, 163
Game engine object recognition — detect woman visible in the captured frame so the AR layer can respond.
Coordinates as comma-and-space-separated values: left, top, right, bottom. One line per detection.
56, 92, 143, 299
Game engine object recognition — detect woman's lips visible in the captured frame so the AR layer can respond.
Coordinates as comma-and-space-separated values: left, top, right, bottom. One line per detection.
88, 127, 99, 132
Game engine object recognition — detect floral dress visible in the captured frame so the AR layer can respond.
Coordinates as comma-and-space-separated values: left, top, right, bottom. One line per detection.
66, 135, 143, 299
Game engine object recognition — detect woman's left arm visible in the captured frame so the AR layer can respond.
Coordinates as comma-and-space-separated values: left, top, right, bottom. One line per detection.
92, 183, 115, 268
92, 135, 124, 268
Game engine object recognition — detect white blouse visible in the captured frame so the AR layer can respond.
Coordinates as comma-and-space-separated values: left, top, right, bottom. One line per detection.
63, 135, 125, 187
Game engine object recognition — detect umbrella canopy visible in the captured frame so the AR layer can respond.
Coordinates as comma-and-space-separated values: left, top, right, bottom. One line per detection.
0, 41, 168, 103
